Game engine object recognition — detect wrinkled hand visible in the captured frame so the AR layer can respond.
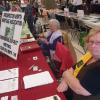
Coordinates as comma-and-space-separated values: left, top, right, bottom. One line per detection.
38, 34, 44, 38
57, 79, 68, 92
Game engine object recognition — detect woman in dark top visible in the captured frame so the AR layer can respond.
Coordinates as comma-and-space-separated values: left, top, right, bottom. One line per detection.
57, 27, 100, 100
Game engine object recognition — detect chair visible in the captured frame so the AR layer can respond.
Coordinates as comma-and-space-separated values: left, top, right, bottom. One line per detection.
73, 18, 80, 40
65, 17, 79, 40
65, 17, 74, 31
55, 14, 66, 29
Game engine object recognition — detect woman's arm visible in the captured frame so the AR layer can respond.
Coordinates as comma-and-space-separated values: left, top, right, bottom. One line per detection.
57, 67, 73, 92
63, 70, 91, 96
57, 79, 68, 92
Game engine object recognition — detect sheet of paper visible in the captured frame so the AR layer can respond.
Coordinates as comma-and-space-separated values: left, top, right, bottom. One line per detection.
23, 71, 54, 89
0, 78, 18, 94
0, 68, 19, 81
37, 95, 61, 100
11, 95, 18, 100
1, 96, 8, 100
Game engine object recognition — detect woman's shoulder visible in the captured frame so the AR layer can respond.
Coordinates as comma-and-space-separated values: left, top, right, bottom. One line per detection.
86, 59, 100, 72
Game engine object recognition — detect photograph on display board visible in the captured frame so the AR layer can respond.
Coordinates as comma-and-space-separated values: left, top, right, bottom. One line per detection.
5, 24, 15, 39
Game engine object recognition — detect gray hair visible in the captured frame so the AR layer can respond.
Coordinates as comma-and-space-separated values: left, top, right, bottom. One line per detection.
49, 19, 60, 29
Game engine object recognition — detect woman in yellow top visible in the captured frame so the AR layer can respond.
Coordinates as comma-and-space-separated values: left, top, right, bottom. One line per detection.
57, 27, 100, 100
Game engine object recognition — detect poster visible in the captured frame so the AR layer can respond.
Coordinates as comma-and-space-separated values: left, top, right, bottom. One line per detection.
0, 11, 24, 60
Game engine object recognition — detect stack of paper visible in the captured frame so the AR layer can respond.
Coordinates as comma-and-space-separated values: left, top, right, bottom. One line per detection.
0, 68, 19, 80
1, 96, 8, 100
23, 71, 54, 89
0, 68, 19, 94
0, 78, 18, 94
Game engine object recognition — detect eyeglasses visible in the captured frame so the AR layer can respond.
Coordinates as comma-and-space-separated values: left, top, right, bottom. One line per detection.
88, 41, 100, 46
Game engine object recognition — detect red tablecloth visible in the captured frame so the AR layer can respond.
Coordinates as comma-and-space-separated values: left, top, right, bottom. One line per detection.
0, 42, 66, 100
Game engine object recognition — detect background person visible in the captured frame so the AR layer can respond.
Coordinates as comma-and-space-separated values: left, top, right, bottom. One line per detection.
24, 1, 36, 36
71, 0, 83, 13
10, 3, 22, 12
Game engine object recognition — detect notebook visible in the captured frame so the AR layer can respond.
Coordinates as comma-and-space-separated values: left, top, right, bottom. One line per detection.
23, 71, 54, 89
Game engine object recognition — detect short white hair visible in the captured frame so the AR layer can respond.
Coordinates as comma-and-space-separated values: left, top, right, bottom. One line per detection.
49, 19, 60, 29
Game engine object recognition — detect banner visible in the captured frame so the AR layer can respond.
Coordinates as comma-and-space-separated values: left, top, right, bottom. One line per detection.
0, 11, 24, 60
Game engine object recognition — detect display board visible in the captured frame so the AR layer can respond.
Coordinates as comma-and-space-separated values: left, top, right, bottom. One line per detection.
0, 11, 24, 60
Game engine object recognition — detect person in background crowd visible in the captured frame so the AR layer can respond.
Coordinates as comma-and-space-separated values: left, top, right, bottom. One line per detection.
15, 3, 22, 12
41, 7, 49, 23
10, 5, 16, 12
83, 0, 92, 14
24, 1, 36, 36
57, 27, 100, 100
0, 1, 5, 15
10, 3, 22, 12
33, 0, 39, 17
5, 2, 10, 11
71, 0, 83, 13
92, 0, 99, 3
0, 1, 5, 26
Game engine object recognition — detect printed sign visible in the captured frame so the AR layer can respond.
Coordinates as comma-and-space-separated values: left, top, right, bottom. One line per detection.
0, 11, 24, 60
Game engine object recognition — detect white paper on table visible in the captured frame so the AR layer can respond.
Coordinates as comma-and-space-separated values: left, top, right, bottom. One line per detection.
37, 95, 61, 100
1, 96, 8, 100
11, 95, 18, 100
23, 71, 54, 89
0, 78, 18, 94
0, 68, 19, 81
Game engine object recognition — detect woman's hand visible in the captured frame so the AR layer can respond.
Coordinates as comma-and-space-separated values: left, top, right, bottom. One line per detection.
57, 79, 68, 92
38, 33, 44, 38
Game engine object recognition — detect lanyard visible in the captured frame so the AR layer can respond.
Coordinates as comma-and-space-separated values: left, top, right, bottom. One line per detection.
73, 52, 92, 77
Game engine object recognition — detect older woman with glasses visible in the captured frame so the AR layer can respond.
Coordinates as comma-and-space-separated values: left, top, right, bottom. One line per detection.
38, 19, 63, 58
57, 27, 100, 100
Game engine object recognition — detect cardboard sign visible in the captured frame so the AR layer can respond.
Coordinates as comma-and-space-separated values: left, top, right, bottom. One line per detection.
64, 8, 69, 16
0, 11, 24, 60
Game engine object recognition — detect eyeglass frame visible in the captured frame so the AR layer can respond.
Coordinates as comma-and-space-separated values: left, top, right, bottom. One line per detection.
87, 40, 100, 46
